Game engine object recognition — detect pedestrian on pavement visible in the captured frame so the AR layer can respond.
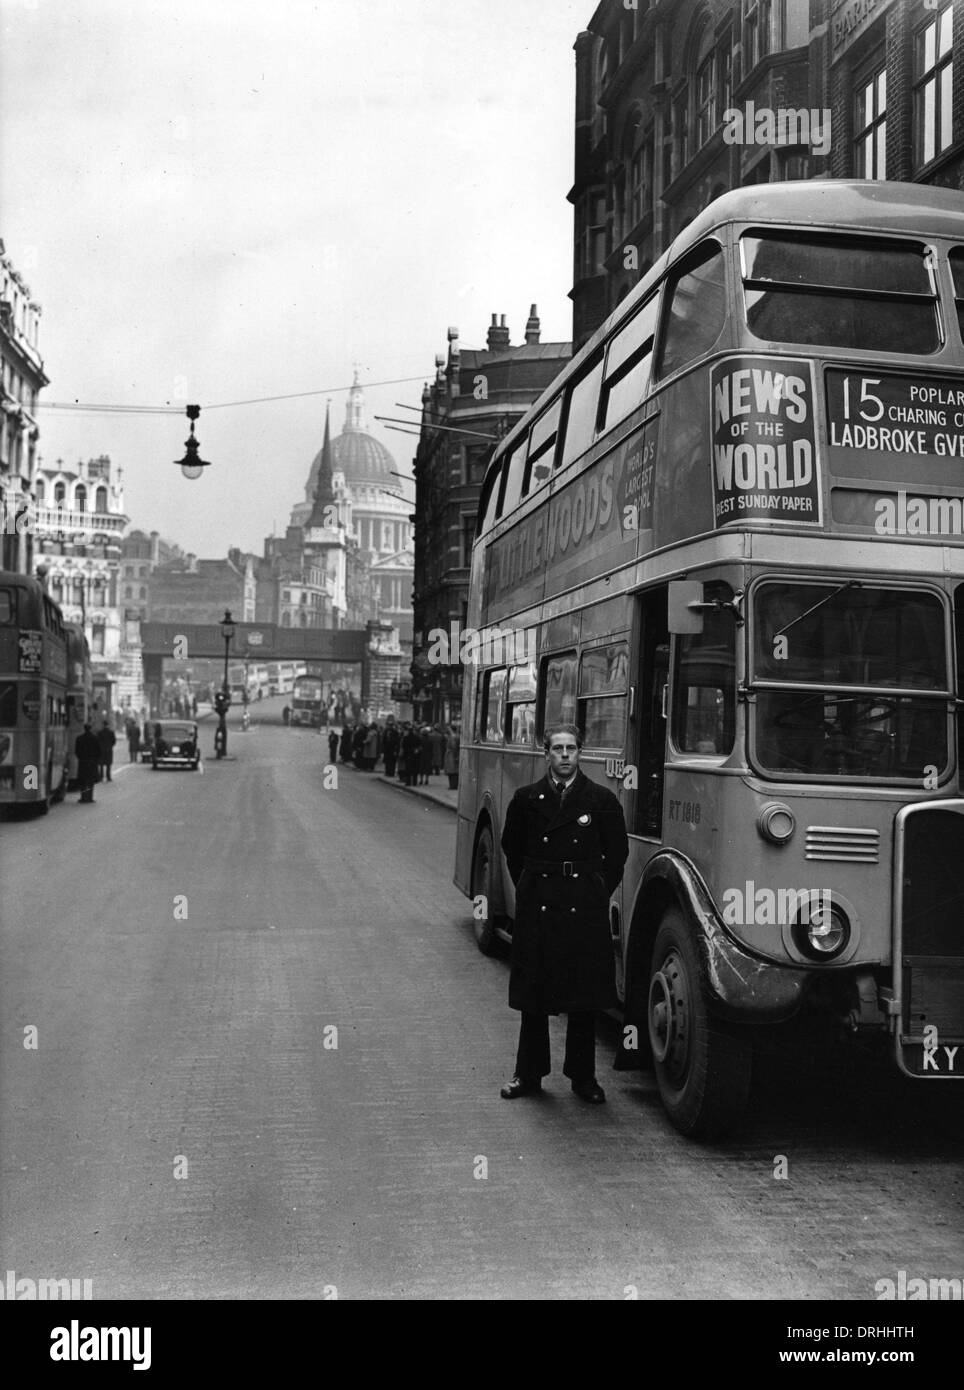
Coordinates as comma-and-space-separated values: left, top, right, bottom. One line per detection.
363, 722, 379, 771
75, 722, 101, 803
400, 722, 420, 786
339, 723, 354, 764
382, 719, 400, 778
352, 722, 367, 769
96, 721, 116, 782
499, 723, 629, 1105
282, 705, 291, 726
429, 723, 445, 776
126, 718, 141, 763
443, 721, 460, 790
418, 724, 433, 785
192, 694, 198, 717
327, 729, 339, 765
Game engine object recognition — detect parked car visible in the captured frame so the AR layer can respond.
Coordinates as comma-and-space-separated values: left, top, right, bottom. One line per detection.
151, 719, 201, 770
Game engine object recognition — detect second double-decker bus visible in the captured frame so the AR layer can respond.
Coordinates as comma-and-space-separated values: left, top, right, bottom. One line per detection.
454, 181, 964, 1139
0, 571, 70, 813
291, 672, 324, 727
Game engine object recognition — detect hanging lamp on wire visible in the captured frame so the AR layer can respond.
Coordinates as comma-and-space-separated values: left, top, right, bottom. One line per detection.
175, 405, 211, 480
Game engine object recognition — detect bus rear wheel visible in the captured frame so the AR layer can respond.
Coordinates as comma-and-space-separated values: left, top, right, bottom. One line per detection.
648, 908, 751, 1140
471, 826, 501, 956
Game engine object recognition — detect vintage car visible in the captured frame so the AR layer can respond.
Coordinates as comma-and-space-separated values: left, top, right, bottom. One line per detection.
150, 719, 201, 770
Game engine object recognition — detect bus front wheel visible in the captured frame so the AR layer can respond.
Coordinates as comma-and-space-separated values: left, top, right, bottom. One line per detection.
471, 826, 502, 956
648, 908, 751, 1140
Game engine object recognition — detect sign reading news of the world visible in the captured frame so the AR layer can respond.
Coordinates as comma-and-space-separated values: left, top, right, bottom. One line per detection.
711, 356, 821, 528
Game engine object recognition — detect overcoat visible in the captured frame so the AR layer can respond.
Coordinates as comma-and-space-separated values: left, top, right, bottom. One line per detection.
501, 769, 629, 1014
74, 730, 101, 788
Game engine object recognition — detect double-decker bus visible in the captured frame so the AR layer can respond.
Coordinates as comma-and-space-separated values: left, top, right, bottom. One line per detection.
0, 572, 70, 813
291, 673, 324, 727
64, 623, 93, 788
455, 182, 964, 1138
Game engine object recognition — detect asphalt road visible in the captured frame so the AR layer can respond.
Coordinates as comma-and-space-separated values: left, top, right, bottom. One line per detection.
1, 700, 961, 1300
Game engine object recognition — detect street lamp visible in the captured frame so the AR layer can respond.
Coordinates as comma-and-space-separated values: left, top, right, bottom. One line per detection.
214, 610, 236, 759
175, 405, 211, 481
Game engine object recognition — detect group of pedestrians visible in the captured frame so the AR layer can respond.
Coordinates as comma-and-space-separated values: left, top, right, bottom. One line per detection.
324, 718, 460, 788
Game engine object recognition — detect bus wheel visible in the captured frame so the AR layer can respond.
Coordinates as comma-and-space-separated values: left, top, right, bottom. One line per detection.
471, 826, 501, 956
647, 908, 751, 1140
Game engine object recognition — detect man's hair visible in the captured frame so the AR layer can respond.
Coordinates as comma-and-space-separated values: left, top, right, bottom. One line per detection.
543, 722, 582, 753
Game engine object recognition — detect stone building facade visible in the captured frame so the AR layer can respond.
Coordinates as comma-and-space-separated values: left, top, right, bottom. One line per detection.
0, 240, 47, 573
411, 307, 571, 725
32, 454, 129, 711
571, 0, 964, 348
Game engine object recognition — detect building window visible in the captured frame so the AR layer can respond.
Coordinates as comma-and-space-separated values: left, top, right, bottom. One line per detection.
694, 23, 717, 151
139, 586, 146, 600
91, 626, 105, 655
95, 486, 108, 514
460, 514, 476, 567
742, 0, 772, 79
915, 4, 954, 167
674, 91, 689, 173
34, 478, 44, 501
54, 482, 66, 506
124, 585, 132, 599
856, 66, 887, 178
74, 484, 87, 512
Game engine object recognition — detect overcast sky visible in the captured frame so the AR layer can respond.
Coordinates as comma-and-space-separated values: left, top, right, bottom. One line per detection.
1, 0, 589, 556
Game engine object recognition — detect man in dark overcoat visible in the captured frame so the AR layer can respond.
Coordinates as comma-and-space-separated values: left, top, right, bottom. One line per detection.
75, 723, 101, 803
500, 722, 628, 1104
96, 721, 116, 782
382, 719, 400, 778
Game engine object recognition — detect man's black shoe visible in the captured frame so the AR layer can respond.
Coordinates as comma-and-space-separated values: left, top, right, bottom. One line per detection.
571, 1078, 606, 1104
500, 1077, 542, 1099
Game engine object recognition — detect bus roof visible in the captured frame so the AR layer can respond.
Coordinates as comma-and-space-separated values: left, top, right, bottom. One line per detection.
480, 179, 964, 503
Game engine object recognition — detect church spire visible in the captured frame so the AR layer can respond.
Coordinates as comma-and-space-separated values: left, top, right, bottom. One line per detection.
344, 368, 367, 433
306, 402, 335, 528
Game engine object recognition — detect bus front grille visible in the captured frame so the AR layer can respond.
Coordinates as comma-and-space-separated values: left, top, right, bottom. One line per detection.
805, 825, 879, 863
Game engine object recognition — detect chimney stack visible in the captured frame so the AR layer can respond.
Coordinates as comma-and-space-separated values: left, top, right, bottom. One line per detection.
486, 312, 511, 352
525, 303, 541, 345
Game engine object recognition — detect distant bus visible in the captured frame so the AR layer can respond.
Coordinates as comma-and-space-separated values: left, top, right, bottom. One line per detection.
455, 181, 964, 1138
291, 674, 324, 727
64, 623, 93, 788
0, 572, 69, 813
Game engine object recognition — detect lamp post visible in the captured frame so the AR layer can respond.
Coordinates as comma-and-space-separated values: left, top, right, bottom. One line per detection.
215, 610, 236, 759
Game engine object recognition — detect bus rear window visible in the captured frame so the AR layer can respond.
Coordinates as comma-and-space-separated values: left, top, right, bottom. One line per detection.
951, 249, 964, 338
742, 233, 939, 354
0, 589, 14, 624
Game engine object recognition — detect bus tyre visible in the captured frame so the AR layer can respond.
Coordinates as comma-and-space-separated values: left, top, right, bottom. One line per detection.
648, 908, 751, 1140
471, 826, 501, 956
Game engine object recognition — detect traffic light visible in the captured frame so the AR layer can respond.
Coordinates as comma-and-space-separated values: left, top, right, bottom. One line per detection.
214, 690, 230, 715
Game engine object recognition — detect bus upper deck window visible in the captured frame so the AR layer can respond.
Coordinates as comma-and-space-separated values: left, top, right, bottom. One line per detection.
560, 355, 604, 469
524, 399, 562, 492
656, 243, 727, 380
0, 589, 14, 624
599, 294, 658, 434
498, 441, 527, 517
742, 232, 940, 354
950, 249, 964, 339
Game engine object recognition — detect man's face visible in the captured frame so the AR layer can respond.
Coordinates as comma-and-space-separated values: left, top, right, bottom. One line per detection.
546, 733, 579, 781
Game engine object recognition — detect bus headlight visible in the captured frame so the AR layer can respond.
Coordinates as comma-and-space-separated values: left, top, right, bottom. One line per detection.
792, 899, 850, 960
758, 802, 795, 844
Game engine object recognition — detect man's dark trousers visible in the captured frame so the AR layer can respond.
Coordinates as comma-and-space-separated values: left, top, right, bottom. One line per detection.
515, 1010, 595, 1084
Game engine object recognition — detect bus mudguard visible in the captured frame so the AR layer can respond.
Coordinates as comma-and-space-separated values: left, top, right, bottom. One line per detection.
635, 852, 808, 1023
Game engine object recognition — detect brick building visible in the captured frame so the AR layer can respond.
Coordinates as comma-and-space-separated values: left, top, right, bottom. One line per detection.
571, 0, 964, 349
411, 308, 571, 725
148, 550, 256, 626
